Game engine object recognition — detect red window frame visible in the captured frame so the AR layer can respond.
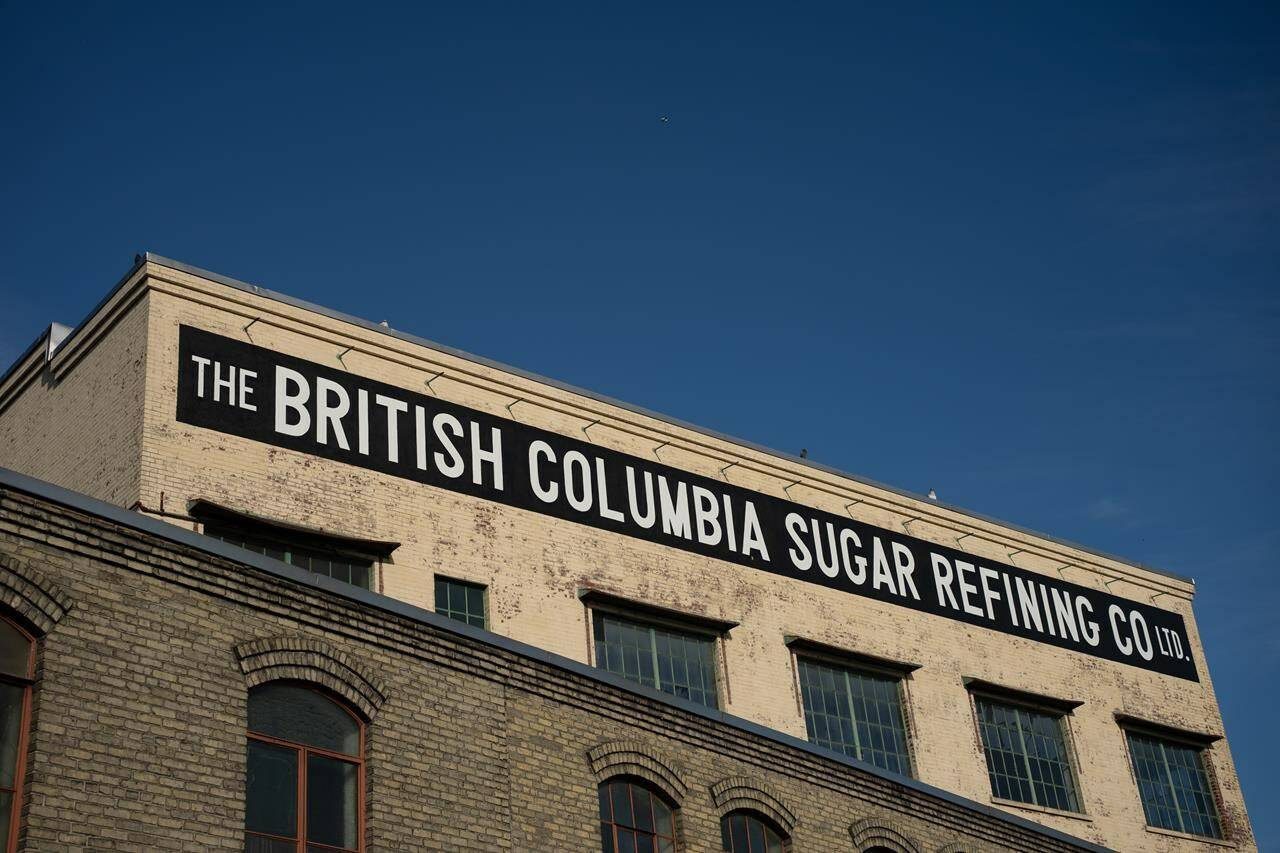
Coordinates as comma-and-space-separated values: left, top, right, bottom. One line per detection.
598, 778, 679, 853
0, 614, 34, 853
245, 685, 365, 853
720, 810, 788, 853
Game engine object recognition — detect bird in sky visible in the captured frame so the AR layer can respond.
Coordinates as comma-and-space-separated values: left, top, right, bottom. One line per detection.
658, 115, 669, 124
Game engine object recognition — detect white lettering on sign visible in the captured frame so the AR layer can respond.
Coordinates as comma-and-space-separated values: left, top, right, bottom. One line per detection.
177, 325, 1198, 681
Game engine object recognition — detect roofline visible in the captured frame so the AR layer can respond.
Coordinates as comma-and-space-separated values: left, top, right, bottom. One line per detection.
4, 251, 1196, 587
0, 463, 1111, 852
0, 328, 49, 391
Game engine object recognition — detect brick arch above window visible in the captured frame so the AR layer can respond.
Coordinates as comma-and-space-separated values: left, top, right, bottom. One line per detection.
848, 816, 923, 853
233, 635, 388, 720
710, 776, 799, 838
587, 740, 688, 805
0, 555, 73, 635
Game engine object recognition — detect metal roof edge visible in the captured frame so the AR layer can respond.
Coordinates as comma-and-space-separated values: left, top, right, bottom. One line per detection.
0, 328, 50, 391
0, 254, 148, 390
136, 252, 1194, 588
0, 463, 1111, 853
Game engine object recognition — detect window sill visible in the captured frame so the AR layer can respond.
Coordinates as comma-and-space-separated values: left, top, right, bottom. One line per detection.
1145, 825, 1235, 848
990, 797, 1091, 822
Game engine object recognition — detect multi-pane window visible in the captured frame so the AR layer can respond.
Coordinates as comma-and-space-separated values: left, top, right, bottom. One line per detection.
1126, 731, 1222, 839
592, 612, 718, 709
0, 615, 33, 853
975, 697, 1081, 812
720, 811, 786, 853
597, 778, 678, 853
205, 522, 374, 589
245, 683, 363, 853
434, 577, 487, 628
796, 657, 912, 776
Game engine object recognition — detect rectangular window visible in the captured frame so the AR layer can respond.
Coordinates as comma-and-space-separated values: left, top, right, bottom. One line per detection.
975, 697, 1081, 812
1126, 731, 1222, 839
796, 657, 912, 776
204, 522, 373, 590
592, 611, 719, 709
434, 577, 487, 629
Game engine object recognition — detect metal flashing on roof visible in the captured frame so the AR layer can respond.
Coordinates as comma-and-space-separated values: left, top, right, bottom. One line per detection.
0, 463, 1111, 852
0, 251, 1195, 587
44, 323, 73, 361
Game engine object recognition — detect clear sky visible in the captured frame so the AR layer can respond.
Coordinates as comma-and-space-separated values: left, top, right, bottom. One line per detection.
2, 1, 1276, 843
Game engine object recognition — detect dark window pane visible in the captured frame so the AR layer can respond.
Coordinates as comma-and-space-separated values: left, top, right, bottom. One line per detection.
722, 812, 785, 853
245, 740, 297, 839
245, 835, 296, 853
601, 823, 615, 853
797, 657, 911, 776
631, 784, 653, 832
435, 577, 487, 629
204, 523, 372, 589
0, 790, 10, 852
0, 620, 30, 679
654, 796, 674, 837
248, 683, 359, 755
598, 784, 612, 821
611, 781, 634, 829
306, 754, 358, 849
349, 564, 370, 590
1126, 732, 1222, 839
593, 612, 717, 709
0, 683, 24, 789
975, 698, 1079, 812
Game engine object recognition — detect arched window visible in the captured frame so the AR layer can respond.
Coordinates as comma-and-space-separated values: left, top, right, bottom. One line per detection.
0, 615, 34, 853
246, 683, 364, 853
598, 777, 678, 852
720, 810, 787, 853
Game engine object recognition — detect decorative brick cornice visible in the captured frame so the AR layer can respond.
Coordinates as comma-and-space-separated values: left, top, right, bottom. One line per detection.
849, 816, 923, 853
0, 554, 72, 635
587, 740, 688, 805
936, 842, 983, 853
710, 776, 799, 836
234, 635, 388, 720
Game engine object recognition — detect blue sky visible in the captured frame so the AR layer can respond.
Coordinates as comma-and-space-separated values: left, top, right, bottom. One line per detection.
2, 1, 1276, 843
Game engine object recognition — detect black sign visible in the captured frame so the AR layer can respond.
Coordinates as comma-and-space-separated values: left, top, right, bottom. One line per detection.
177, 325, 1198, 680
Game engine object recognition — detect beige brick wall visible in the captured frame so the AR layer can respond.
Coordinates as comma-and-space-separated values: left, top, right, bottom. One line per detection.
0, 258, 1255, 850
0, 280, 150, 508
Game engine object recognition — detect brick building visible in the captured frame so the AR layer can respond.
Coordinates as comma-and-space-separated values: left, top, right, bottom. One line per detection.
0, 254, 1254, 851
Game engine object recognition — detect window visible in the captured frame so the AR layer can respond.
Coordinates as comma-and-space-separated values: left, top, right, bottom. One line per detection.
974, 696, 1080, 812
796, 657, 912, 776
720, 811, 786, 853
592, 612, 718, 709
205, 521, 375, 589
246, 683, 363, 853
1126, 731, 1222, 839
0, 616, 33, 853
434, 576, 486, 628
598, 778, 678, 853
